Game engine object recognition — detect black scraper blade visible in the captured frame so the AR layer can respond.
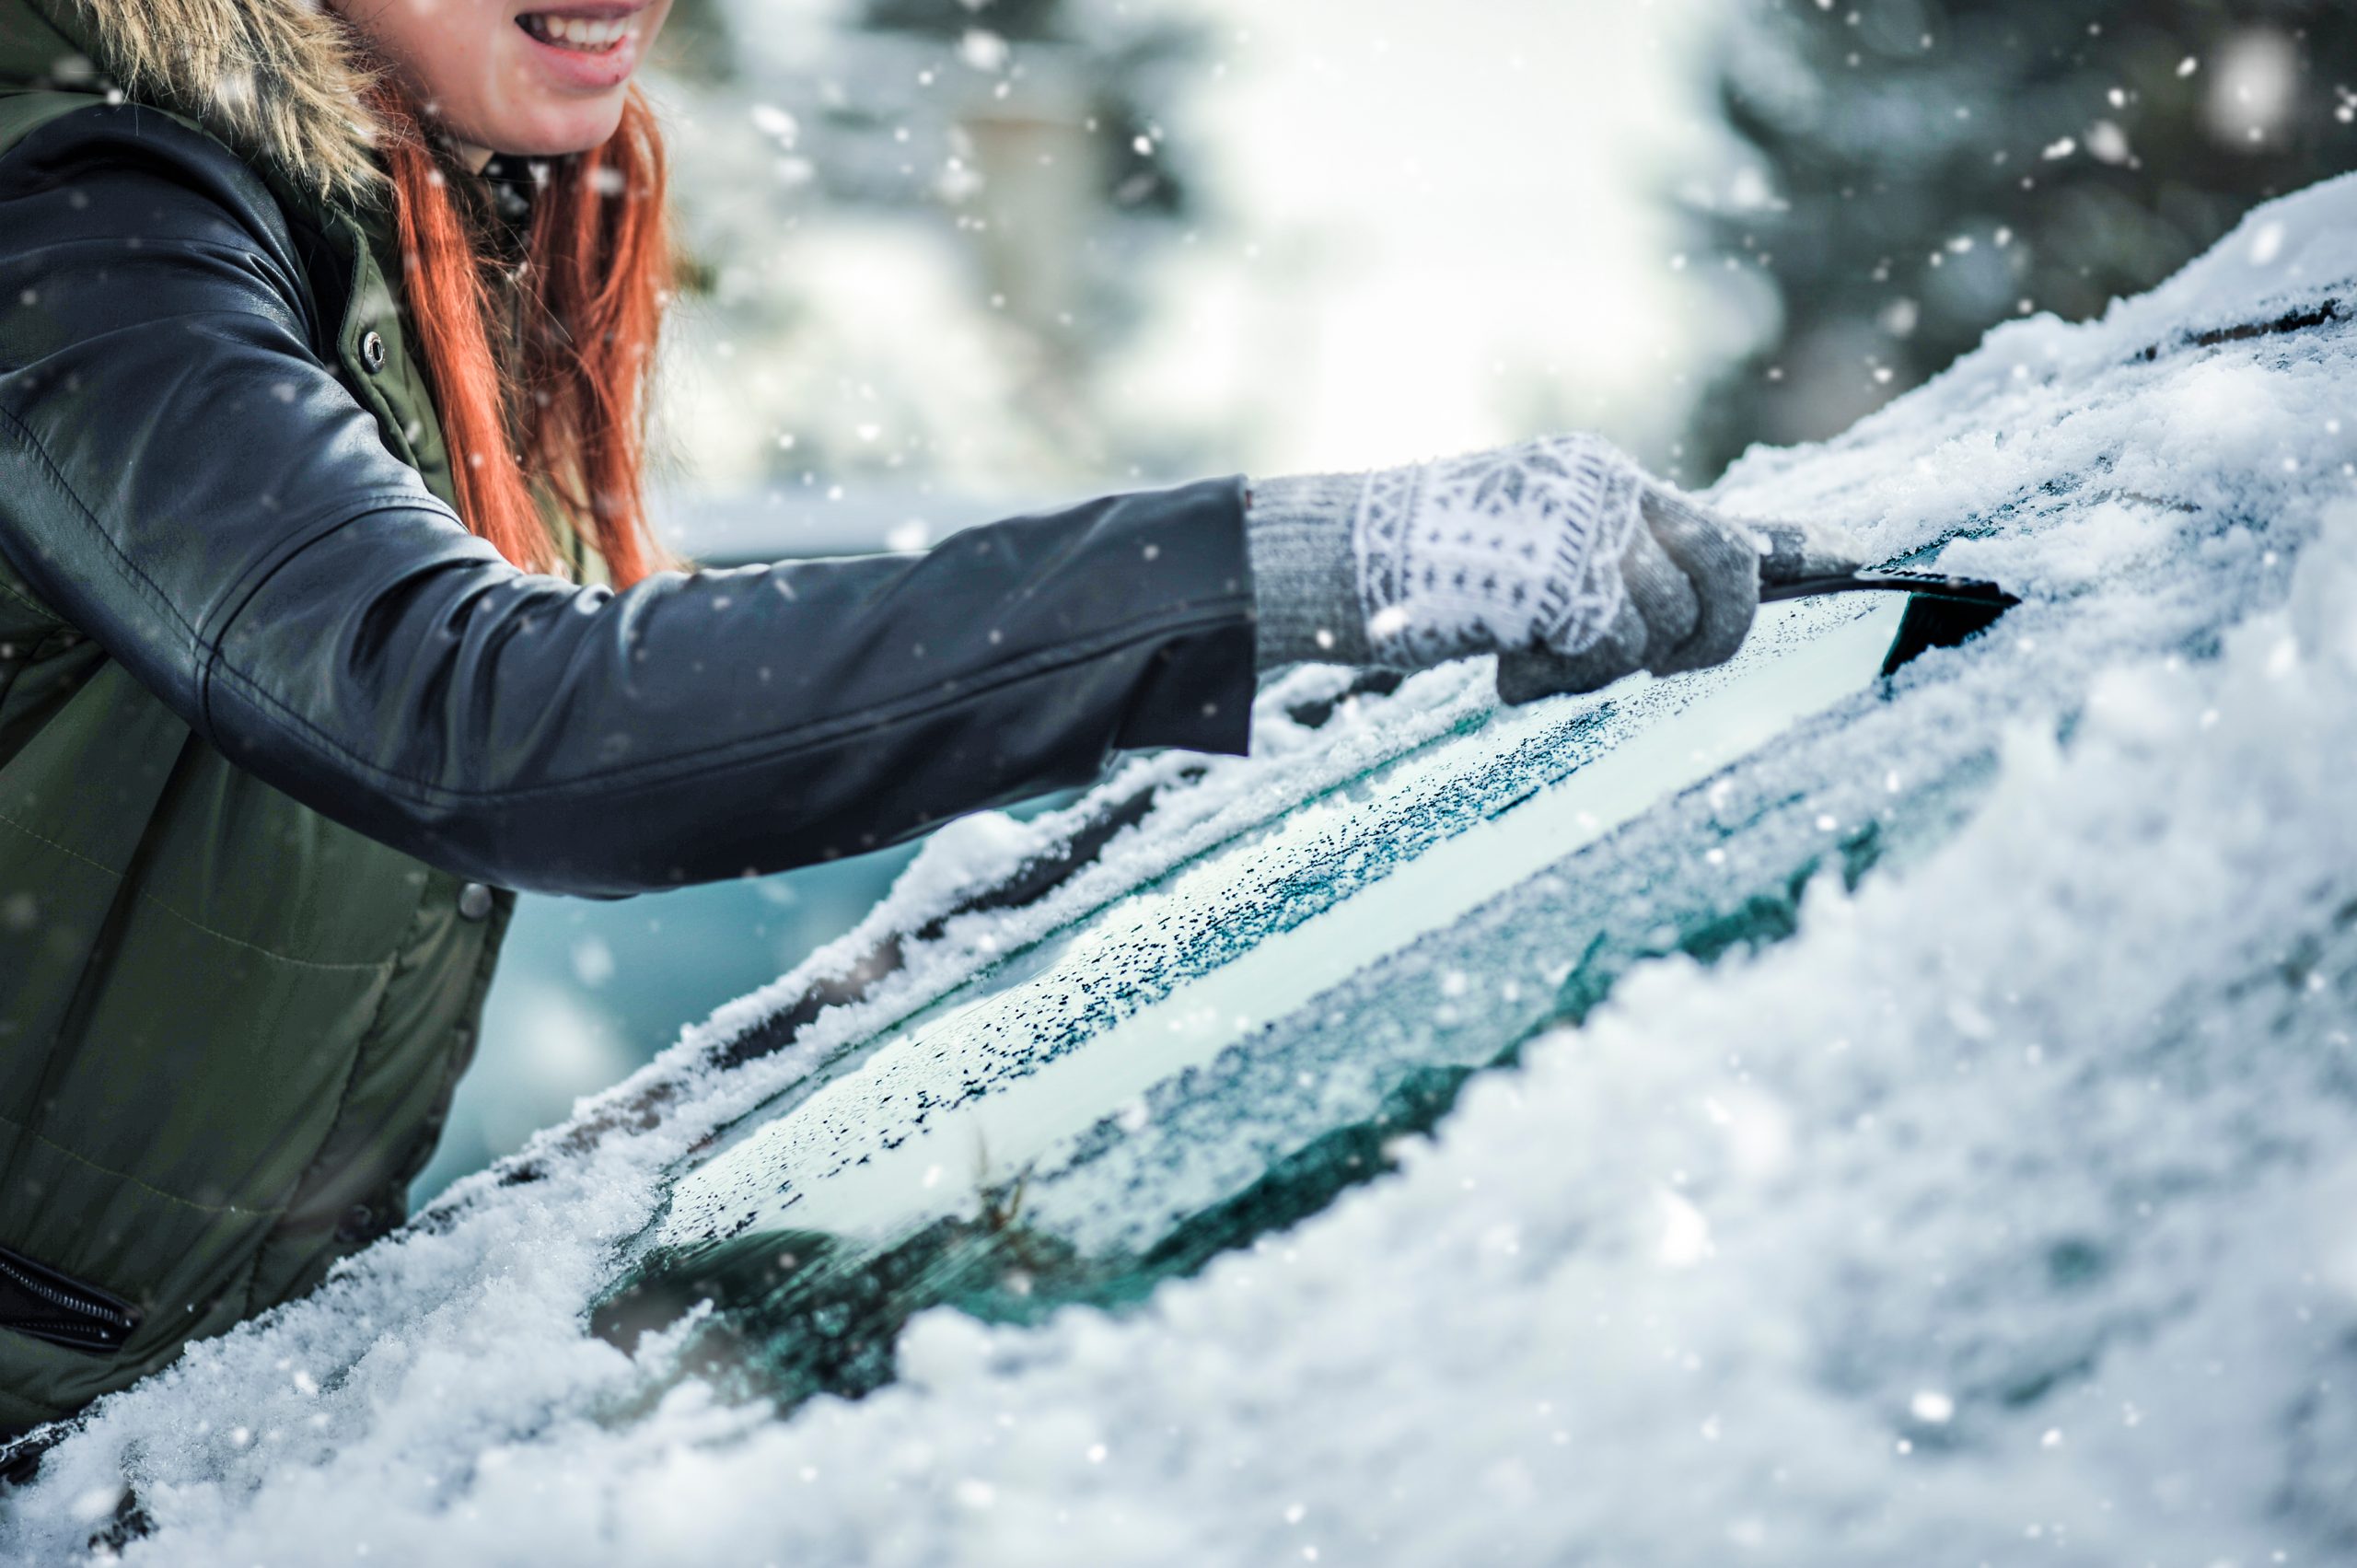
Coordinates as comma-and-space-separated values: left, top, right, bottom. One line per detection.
1762, 568, 2020, 677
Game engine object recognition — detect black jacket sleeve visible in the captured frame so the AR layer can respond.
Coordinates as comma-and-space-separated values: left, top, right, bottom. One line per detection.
0, 106, 1258, 897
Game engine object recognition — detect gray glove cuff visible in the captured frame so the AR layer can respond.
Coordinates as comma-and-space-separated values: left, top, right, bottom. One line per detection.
1244, 470, 1376, 669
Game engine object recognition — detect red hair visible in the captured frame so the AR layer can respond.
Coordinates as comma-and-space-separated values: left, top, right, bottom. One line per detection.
361, 75, 677, 588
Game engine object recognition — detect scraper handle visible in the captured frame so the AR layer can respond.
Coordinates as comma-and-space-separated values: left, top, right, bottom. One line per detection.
1762, 568, 2019, 608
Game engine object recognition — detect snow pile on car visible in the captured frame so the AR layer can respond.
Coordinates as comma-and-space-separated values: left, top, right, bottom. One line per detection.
8, 177, 2357, 1565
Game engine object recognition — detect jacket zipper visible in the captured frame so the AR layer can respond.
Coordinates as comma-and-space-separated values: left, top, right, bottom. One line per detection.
0, 1243, 140, 1354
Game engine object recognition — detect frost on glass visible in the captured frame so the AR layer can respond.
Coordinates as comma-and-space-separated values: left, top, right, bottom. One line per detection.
9, 177, 2357, 1567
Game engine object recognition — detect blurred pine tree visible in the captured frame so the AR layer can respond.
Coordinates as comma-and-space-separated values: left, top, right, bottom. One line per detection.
1687, 0, 2357, 480
848, 0, 1200, 221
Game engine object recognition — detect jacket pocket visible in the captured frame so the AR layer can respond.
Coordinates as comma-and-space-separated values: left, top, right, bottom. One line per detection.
0, 1242, 140, 1355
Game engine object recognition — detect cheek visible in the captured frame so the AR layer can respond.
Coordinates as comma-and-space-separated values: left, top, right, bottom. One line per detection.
369, 0, 517, 120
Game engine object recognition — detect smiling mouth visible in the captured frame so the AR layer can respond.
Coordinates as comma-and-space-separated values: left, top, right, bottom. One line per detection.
516, 10, 637, 52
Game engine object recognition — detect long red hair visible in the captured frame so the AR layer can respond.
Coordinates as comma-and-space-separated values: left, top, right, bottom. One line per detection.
359, 74, 677, 588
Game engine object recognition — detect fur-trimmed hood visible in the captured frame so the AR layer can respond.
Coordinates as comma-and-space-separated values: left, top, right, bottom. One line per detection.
0, 0, 391, 206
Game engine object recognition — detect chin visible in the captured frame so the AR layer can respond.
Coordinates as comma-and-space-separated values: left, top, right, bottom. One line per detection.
481, 102, 630, 159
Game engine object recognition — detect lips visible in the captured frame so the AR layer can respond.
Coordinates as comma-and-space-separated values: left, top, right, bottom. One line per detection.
513, 3, 651, 88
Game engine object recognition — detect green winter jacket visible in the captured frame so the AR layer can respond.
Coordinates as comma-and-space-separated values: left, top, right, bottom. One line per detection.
0, 0, 1256, 1438
0, 0, 521, 1437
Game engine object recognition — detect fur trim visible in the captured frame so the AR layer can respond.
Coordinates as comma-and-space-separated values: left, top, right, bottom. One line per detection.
57, 0, 392, 205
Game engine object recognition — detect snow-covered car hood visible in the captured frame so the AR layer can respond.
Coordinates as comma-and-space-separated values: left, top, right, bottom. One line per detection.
9, 178, 2357, 1565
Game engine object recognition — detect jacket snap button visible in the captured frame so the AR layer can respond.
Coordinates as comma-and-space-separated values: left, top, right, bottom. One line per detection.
359, 329, 387, 374
458, 882, 494, 921
335, 1203, 375, 1243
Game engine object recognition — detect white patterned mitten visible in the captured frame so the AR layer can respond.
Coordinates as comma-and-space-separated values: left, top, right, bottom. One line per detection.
1245, 433, 1847, 702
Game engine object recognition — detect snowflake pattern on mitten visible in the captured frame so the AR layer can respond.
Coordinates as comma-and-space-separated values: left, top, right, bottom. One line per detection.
1351, 433, 1647, 669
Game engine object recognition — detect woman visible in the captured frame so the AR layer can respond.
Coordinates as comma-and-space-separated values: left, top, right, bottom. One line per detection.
0, 0, 1846, 1436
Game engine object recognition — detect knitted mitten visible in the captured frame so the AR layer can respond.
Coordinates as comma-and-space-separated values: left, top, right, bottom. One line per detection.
1245, 433, 1859, 701
1493, 489, 1868, 702
1245, 433, 1646, 673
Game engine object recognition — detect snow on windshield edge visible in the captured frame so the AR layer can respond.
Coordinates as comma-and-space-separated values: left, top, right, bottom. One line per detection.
8, 177, 2357, 1566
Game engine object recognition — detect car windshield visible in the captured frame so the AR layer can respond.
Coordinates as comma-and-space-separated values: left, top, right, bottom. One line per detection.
590, 589, 1935, 1408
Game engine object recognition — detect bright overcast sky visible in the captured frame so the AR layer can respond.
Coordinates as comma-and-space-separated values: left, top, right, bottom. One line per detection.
1104, 0, 1738, 477
655, 0, 1747, 515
